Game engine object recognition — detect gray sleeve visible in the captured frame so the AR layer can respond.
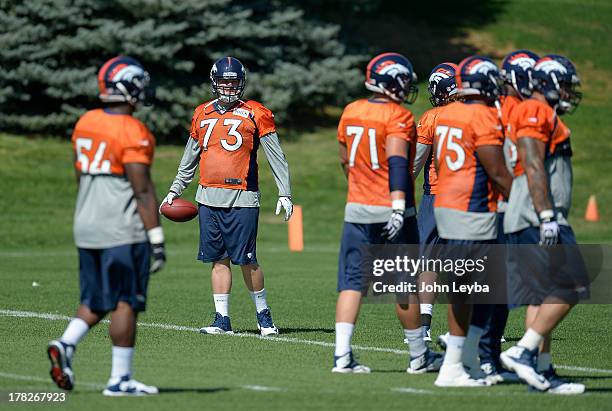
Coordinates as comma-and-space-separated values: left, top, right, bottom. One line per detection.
169, 137, 201, 196
260, 132, 291, 197
413, 142, 431, 178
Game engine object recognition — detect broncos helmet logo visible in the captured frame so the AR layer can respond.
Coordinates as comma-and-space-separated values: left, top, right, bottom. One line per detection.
429, 68, 452, 84
465, 59, 498, 76
507, 54, 538, 71
534, 58, 568, 75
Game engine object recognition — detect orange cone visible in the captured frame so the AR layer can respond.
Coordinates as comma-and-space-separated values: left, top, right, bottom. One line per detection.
585, 195, 600, 222
288, 205, 304, 252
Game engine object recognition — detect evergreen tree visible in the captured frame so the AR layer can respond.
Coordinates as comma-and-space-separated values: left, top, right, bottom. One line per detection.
0, 0, 364, 141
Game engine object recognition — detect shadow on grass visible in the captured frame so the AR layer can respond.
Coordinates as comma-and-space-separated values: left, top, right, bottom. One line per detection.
562, 375, 612, 381
158, 387, 230, 394
279, 327, 335, 335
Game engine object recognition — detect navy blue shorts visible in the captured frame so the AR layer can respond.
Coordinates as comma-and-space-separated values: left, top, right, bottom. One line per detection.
337, 216, 419, 292
417, 194, 442, 257
197, 204, 258, 266
78, 242, 150, 313
506, 225, 590, 305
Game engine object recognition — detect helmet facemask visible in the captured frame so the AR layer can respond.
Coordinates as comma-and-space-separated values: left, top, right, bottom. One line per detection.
211, 73, 246, 105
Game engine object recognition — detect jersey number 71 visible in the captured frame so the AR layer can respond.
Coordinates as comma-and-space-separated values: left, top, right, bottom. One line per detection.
346, 126, 380, 170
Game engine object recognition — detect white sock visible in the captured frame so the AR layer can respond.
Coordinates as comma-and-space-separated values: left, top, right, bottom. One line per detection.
111, 346, 134, 379
249, 289, 269, 313
213, 293, 230, 317
60, 318, 89, 346
335, 322, 354, 357
518, 328, 543, 351
444, 335, 465, 365
462, 325, 484, 365
420, 304, 433, 316
404, 328, 427, 358
537, 352, 552, 372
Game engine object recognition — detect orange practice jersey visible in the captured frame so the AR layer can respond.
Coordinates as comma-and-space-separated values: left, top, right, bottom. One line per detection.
338, 99, 416, 207
433, 102, 504, 212
417, 107, 441, 195
508, 99, 570, 177
72, 108, 154, 175
190, 99, 276, 191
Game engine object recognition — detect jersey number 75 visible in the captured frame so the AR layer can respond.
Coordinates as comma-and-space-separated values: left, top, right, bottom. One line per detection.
435, 125, 465, 171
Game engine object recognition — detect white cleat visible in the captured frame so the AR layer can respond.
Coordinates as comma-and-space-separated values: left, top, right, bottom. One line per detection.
256, 308, 279, 336
258, 324, 279, 336
548, 381, 586, 395
102, 375, 158, 396
500, 346, 550, 391
332, 352, 371, 374
435, 363, 491, 387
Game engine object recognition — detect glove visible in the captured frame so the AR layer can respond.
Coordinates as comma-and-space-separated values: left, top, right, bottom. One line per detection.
147, 227, 166, 274
275, 196, 293, 221
150, 242, 166, 273
539, 220, 559, 246
159, 191, 177, 214
382, 209, 405, 241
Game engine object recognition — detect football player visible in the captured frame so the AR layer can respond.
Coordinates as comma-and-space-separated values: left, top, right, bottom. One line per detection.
478, 49, 539, 383
161, 57, 292, 336
333, 53, 442, 374
413, 62, 458, 343
501, 55, 587, 394
432, 56, 513, 387
47, 56, 165, 396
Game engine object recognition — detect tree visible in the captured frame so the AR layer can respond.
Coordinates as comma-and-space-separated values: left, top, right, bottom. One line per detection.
0, 0, 364, 141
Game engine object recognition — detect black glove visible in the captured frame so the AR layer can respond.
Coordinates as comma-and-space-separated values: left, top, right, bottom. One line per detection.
150, 242, 166, 274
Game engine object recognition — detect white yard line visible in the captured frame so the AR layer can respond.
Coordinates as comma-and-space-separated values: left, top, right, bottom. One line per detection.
0, 371, 104, 390
241, 385, 285, 392
2, 308, 612, 375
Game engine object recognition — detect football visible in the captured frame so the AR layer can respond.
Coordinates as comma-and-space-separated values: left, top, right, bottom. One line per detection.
160, 198, 198, 222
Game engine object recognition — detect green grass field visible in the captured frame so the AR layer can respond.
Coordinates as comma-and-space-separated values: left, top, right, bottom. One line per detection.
1, 0, 612, 409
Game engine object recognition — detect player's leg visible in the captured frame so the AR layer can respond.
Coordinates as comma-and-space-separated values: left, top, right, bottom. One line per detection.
48, 248, 107, 391
101, 243, 157, 396
435, 241, 489, 387
332, 223, 370, 373
200, 258, 234, 334
197, 204, 233, 334
241, 262, 277, 336
416, 193, 439, 342
394, 216, 443, 374
500, 227, 553, 391
462, 304, 494, 379
418, 272, 436, 342
397, 298, 443, 374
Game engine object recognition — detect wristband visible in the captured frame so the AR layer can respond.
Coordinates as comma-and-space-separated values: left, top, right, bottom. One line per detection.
539, 209, 554, 222
392, 199, 406, 211
147, 226, 165, 244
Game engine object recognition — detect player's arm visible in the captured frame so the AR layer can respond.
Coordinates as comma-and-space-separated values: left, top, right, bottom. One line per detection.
476, 145, 513, 199
162, 138, 202, 208
382, 136, 415, 241
518, 137, 552, 213
125, 163, 166, 273
413, 142, 431, 178
338, 142, 349, 178
261, 132, 293, 221
518, 136, 558, 245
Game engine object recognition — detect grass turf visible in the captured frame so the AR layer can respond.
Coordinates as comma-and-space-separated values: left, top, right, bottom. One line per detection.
1, 0, 612, 408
